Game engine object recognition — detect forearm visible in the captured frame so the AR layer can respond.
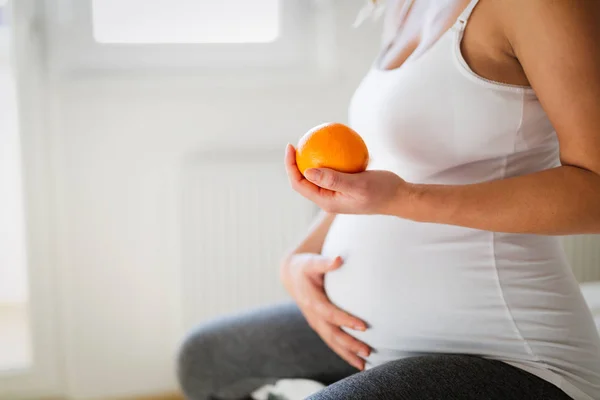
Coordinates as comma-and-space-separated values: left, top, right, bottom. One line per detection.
284, 211, 336, 258
405, 165, 600, 235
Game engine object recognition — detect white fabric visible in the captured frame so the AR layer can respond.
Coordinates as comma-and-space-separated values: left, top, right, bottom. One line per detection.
321, 1, 600, 399
581, 282, 600, 331
251, 379, 325, 400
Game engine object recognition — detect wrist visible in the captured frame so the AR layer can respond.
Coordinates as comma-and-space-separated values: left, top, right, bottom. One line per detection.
388, 181, 424, 220
406, 183, 426, 221
403, 183, 457, 224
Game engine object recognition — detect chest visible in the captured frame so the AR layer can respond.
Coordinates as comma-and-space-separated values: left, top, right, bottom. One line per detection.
380, 0, 528, 88
350, 45, 527, 178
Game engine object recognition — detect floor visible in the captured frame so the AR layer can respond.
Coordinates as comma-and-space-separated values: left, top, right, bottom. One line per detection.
0, 302, 32, 371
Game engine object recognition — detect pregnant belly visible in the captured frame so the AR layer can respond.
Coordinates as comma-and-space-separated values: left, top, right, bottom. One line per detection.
321, 214, 578, 359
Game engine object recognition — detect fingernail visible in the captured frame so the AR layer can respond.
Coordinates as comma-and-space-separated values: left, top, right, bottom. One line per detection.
304, 168, 321, 181
359, 350, 369, 357
354, 325, 366, 331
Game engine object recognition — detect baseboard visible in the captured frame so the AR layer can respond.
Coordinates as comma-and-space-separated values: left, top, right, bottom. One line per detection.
126, 394, 184, 400
42, 393, 184, 400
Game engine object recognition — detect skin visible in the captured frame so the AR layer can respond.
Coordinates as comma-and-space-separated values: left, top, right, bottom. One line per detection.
282, 0, 600, 370
280, 212, 370, 370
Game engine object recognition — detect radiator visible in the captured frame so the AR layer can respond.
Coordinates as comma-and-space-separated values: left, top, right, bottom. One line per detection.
563, 235, 600, 283
180, 155, 600, 329
181, 152, 316, 330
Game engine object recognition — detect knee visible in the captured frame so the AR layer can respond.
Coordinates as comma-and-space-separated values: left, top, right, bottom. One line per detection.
177, 324, 220, 399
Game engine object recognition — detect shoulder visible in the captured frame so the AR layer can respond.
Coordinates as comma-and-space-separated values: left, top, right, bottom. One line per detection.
504, 0, 600, 18
494, 0, 600, 55
491, 0, 600, 173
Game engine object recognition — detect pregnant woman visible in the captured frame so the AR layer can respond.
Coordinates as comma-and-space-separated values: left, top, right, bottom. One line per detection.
178, 0, 600, 399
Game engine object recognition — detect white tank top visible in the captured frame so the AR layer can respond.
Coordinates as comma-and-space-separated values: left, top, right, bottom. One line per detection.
322, 1, 600, 399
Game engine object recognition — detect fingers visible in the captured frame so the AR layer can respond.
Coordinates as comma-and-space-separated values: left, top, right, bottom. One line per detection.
302, 281, 367, 330
284, 144, 317, 194
314, 298, 367, 331
309, 318, 367, 370
284, 145, 335, 201
318, 324, 368, 370
331, 341, 366, 371
301, 256, 367, 329
284, 144, 304, 183
304, 168, 355, 192
308, 255, 343, 274
305, 285, 367, 331
332, 328, 371, 359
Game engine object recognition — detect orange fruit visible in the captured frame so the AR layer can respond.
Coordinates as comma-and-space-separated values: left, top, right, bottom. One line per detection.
296, 123, 369, 176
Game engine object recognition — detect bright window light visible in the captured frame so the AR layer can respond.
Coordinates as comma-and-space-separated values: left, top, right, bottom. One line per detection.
0, 2, 6, 28
92, 0, 280, 44
0, 11, 7, 55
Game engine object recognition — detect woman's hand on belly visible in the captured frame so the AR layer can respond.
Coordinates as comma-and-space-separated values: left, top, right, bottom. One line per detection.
280, 252, 371, 370
285, 144, 411, 216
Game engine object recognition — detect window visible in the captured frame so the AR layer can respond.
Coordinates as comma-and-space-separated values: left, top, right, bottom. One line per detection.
0, 0, 8, 56
45, 0, 336, 76
92, 0, 280, 44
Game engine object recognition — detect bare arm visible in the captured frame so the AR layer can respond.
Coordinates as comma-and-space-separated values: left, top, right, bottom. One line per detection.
286, 1, 600, 236
400, 0, 600, 235
408, 166, 600, 235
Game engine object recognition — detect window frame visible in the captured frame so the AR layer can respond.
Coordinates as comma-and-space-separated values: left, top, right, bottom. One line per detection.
0, 0, 9, 61
0, 0, 63, 397
44, 0, 338, 77
91, 0, 281, 45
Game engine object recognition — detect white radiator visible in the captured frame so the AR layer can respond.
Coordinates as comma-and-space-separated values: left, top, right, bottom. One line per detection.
181, 153, 316, 329
180, 156, 600, 329
563, 235, 600, 283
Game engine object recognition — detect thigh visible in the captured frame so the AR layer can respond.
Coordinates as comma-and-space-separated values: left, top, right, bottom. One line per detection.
308, 354, 572, 400
178, 302, 356, 400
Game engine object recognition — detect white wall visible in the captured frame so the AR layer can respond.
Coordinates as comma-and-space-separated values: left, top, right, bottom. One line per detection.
0, 0, 27, 304
9, 1, 600, 399
0, 0, 64, 397
0, 66, 28, 304
40, 2, 381, 399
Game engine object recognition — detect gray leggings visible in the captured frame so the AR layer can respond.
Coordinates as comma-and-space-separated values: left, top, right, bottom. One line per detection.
177, 303, 572, 400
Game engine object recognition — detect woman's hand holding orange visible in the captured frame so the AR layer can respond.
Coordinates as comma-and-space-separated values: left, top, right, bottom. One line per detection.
285, 144, 412, 216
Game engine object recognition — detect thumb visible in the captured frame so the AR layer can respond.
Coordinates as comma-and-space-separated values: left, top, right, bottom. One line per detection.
304, 168, 355, 192
309, 255, 343, 274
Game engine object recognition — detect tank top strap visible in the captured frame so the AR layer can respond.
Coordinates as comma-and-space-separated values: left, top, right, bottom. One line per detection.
454, 0, 480, 32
